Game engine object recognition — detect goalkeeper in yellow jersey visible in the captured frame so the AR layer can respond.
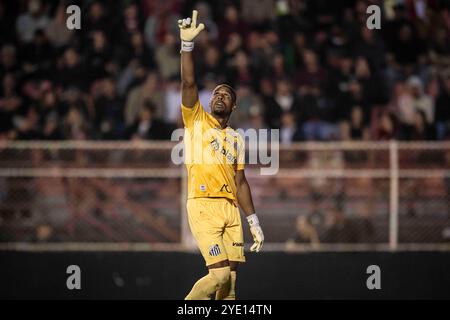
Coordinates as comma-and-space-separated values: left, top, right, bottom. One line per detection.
179, 10, 264, 300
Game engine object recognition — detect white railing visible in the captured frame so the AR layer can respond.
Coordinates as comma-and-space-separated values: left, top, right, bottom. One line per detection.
0, 140, 449, 251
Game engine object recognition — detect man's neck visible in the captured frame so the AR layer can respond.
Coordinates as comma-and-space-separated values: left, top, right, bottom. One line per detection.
212, 114, 230, 129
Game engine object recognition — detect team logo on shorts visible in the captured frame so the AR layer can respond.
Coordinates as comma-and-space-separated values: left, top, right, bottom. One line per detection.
209, 244, 221, 257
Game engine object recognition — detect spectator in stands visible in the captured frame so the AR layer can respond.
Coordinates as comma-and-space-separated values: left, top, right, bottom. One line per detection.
31, 223, 59, 243
0, 44, 19, 77
241, 0, 275, 28
299, 83, 338, 140
126, 101, 170, 140
428, 27, 450, 67
390, 24, 422, 68
262, 29, 282, 56
231, 84, 262, 129
124, 71, 164, 126
354, 27, 385, 72
280, 111, 303, 145
295, 49, 327, 93
163, 75, 182, 127
117, 2, 145, 41
41, 112, 62, 140
62, 105, 90, 140
435, 75, 450, 140
223, 32, 243, 62
326, 53, 353, 101
218, 5, 249, 47
338, 77, 374, 127
120, 31, 155, 70
0, 0, 448, 142
59, 85, 89, 119
39, 88, 62, 140
225, 50, 255, 89
16, 0, 50, 43
84, 30, 114, 82
355, 56, 386, 106
355, 203, 376, 243
44, 1, 74, 49
393, 81, 414, 136
0, 2, 17, 46
383, 52, 404, 94
408, 110, 435, 140
322, 206, 359, 243
198, 75, 216, 114
93, 77, 124, 140
144, 1, 180, 48
196, 46, 225, 88
341, 106, 369, 140
408, 76, 434, 125
0, 73, 22, 139
58, 47, 87, 91
263, 78, 300, 129
15, 106, 40, 140
291, 32, 308, 70
22, 29, 55, 80
155, 32, 180, 80
246, 31, 269, 74
195, 2, 219, 42
391, 76, 435, 140
82, 1, 110, 40
375, 110, 399, 140
286, 215, 320, 249
245, 109, 268, 134
116, 58, 148, 97
267, 52, 291, 82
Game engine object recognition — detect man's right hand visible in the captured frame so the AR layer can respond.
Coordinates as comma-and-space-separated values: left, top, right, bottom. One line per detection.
247, 214, 264, 252
178, 10, 205, 42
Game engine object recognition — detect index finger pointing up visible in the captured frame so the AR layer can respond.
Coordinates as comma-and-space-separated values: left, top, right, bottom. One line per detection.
192, 10, 198, 27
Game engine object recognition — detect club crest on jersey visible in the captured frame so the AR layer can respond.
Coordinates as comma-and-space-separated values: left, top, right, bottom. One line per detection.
209, 244, 221, 257
200, 185, 206, 192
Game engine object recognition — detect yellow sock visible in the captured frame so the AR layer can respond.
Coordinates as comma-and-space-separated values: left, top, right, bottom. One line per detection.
215, 270, 236, 300
185, 266, 230, 300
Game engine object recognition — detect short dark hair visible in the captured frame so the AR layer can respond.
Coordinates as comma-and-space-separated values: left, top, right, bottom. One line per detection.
214, 84, 237, 104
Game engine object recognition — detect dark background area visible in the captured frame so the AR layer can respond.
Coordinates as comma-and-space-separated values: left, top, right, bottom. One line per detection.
1, 251, 449, 300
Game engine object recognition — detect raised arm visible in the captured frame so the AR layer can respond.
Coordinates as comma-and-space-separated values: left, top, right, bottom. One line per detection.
178, 10, 205, 108
181, 51, 197, 107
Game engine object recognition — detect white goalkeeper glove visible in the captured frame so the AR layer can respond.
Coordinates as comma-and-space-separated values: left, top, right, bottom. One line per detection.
178, 10, 205, 52
247, 214, 264, 252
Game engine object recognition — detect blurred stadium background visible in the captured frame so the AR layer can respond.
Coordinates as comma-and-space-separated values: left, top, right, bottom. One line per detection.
1, 0, 450, 299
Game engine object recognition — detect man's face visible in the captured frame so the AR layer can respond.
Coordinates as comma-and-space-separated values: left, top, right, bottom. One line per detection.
210, 86, 235, 117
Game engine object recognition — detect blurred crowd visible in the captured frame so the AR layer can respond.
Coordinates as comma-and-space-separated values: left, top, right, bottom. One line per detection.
1, 0, 450, 143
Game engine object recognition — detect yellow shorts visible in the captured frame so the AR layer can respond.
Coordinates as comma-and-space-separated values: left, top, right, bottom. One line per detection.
187, 197, 246, 266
